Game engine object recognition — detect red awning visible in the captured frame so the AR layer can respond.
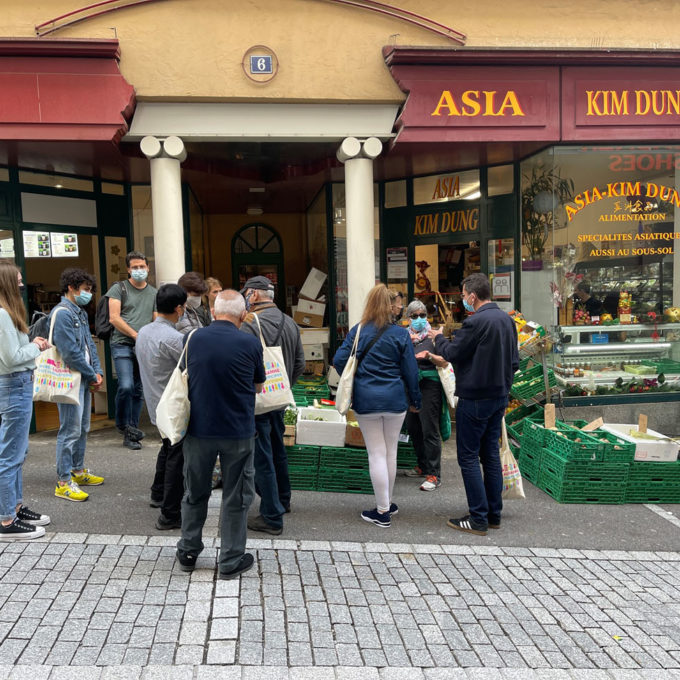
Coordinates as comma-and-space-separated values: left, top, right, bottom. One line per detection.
0, 39, 135, 143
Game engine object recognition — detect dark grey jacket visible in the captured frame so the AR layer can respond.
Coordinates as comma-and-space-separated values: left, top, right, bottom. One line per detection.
241, 301, 305, 386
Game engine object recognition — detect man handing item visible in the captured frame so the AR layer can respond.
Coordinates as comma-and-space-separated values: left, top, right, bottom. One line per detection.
425, 273, 518, 536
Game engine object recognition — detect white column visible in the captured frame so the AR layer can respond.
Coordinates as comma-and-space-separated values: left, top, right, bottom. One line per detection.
337, 137, 383, 327
140, 135, 187, 285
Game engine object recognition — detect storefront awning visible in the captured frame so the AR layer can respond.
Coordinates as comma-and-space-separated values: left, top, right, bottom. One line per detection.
0, 39, 135, 143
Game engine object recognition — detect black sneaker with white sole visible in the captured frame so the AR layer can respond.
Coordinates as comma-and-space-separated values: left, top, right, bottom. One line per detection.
0, 517, 46, 541
447, 514, 488, 536
176, 550, 197, 572
361, 508, 391, 528
219, 553, 255, 580
389, 503, 398, 516
16, 505, 51, 526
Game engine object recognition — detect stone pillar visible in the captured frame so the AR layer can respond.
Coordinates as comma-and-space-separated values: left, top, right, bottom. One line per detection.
140, 135, 187, 285
337, 137, 383, 327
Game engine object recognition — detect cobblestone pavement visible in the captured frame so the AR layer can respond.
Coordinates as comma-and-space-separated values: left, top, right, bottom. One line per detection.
2, 497, 680, 678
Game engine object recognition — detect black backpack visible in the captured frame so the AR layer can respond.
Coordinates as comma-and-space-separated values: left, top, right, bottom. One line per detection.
95, 281, 127, 340
28, 310, 50, 342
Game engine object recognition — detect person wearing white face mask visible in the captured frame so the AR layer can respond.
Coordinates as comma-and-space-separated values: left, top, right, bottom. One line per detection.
106, 252, 157, 450
176, 271, 211, 335
51, 268, 104, 502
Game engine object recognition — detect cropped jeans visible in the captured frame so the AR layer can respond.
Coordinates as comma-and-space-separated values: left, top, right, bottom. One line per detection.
0, 370, 33, 521
56, 380, 91, 482
110, 343, 144, 430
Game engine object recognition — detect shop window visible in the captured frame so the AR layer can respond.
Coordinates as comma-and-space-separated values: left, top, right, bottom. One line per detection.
21, 192, 97, 228
0, 168, 9, 183
413, 169, 479, 206
488, 165, 514, 197
0, 229, 15, 261
488, 238, 515, 312
18, 170, 93, 193
384, 180, 407, 208
131, 185, 156, 285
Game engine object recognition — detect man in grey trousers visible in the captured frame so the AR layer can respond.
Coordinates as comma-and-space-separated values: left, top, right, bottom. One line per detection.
175, 290, 265, 579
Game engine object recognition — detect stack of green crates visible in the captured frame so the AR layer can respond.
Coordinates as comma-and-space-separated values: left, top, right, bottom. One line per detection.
624, 460, 680, 503
292, 375, 330, 404
318, 446, 373, 494
397, 442, 417, 470
510, 364, 557, 402
286, 444, 320, 491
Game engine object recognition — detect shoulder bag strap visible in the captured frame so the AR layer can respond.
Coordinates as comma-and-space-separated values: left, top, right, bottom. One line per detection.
273, 309, 286, 346
48, 306, 68, 345
357, 324, 388, 365
251, 313, 268, 348
348, 324, 362, 358
177, 328, 198, 371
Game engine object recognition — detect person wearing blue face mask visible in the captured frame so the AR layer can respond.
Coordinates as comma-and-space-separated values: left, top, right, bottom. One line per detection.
404, 299, 448, 492
50, 268, 105, 502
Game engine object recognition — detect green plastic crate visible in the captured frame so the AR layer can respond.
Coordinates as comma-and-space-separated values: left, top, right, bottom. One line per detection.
588, 430, 636, 463
510, 365, 557, 400
538, 467, 625, 504
648, 359, 680, 373
293, 395, 309, 407
318, 467, 373, 494
624, 484, 680, 504
288, 465, 318, 491
397, 448, 417, 469
505, 403, 543, 426
286, 444, 320, 466
320, 446, 368, 469
543, 428, 604, 462
518, 439, 542, 480
540, 448, 629, 485
506, 419, 525, 443
628, 460, 680, 484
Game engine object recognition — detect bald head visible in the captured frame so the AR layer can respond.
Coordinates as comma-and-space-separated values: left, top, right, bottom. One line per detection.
214, 289, 246, 325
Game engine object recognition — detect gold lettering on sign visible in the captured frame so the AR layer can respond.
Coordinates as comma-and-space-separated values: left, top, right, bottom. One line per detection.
431, 90, 525, 117
431, 176, 460, 201
585, 89, 680, 116
414, 209, 479, 236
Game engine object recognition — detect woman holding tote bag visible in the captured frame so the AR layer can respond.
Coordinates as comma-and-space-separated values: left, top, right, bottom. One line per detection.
0, 262, 51, 540
333, 285, 421, 529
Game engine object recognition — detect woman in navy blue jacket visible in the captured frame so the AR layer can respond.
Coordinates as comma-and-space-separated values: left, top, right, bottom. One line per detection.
333, 284, 421, 528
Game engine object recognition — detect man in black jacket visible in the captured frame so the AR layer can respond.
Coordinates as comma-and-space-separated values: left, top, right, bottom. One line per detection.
428, 273, 518, 536
240, 276, 305, 535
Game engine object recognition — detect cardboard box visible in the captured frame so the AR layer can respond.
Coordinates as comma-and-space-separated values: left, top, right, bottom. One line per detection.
303, 343, 325, 361
284, 424, 296, 437
299, 267, 327, 301
300, 327, 330, 345
294, 310, 325, 328
296, 407, 346, 447
345, 422, 365, 448
601, 423, 680, 462
303, 360, 325, 376
283, 434, 296, 447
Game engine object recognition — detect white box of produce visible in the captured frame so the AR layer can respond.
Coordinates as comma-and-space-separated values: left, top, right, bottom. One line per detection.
600, 424, 679, 462
296, 407, 346, 447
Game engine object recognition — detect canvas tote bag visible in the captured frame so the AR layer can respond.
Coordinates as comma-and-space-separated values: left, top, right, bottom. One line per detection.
33, 307, 82, 406
437, 362, 458, 409
252, 314, 294, 415
500, 417, 525, 500
156, 329, 197, 445
334, 325, 362, 416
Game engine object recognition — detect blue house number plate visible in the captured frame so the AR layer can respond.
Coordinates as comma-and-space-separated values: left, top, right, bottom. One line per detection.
250, 55, 273, 74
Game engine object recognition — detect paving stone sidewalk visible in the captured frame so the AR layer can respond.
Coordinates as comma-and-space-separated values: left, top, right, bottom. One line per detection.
2, 493, 680, 679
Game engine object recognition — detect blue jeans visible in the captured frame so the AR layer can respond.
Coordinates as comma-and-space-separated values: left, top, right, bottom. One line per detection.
0, 370, 33, 521
110, 343, 144, 430
56, 380, 91, 482
455, 396, 507, 526
254, 410, 288, 527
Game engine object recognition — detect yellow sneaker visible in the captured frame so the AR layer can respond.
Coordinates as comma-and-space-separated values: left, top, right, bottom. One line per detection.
71, 469, 104, 486
55, 481, 89, 502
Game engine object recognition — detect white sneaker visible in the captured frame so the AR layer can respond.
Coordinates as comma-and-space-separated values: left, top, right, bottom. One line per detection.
404, 467, 425, 478
420, 476, 441, 491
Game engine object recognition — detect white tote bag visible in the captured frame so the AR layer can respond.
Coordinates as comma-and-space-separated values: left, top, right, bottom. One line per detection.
252, 314, 294, 415
33, 307, 82, 406
156, 329, 197, 445
334, 325, 361, 416
500, 417, 525, 500
437, 362, 458, 409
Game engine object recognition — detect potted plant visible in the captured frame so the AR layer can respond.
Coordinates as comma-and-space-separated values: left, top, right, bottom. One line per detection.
521, 166, 574, 270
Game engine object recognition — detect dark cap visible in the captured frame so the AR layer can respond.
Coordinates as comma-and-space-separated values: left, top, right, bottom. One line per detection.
240, 275, 275, 295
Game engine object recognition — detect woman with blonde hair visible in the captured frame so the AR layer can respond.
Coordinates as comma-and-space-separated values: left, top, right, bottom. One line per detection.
0, 261, 51, 540
205, 276, 222, 320
333, 284, 420, 528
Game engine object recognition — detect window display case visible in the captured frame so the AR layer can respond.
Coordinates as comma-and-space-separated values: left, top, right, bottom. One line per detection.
551, 322, 680, 400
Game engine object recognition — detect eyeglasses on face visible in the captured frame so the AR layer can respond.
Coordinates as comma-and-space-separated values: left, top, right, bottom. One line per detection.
410, 313, 427, 319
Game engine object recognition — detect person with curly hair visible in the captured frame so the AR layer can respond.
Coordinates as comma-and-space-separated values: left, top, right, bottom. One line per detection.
51, 268, 104, 502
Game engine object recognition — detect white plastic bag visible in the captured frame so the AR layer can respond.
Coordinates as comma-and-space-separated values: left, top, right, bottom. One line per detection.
252, 314, 294, 415
33, 307, 82, 406
501, 417, 525, 500
437, 362, 458, 409
156, 330, 196, 445
334, 325, 361, 416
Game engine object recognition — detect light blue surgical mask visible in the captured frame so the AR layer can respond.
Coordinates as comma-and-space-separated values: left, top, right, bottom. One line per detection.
462, 295, 475, 313
411, 317, 427, 332
75, 291, 92, 306
131, 269, 148, 282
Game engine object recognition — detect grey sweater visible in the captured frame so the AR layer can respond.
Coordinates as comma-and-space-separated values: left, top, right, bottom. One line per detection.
241, 302, 305, 386
0, 308, 40, 374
